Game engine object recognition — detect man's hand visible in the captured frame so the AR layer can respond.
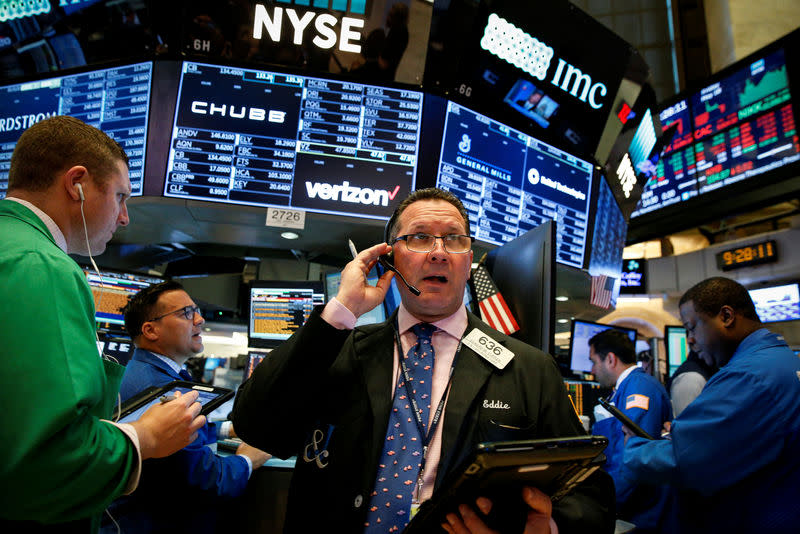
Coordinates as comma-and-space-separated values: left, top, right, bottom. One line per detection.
441, 487, 553, 534
129, 390, 206, 459
236, 442, 271, 470
336, 242, 395, 317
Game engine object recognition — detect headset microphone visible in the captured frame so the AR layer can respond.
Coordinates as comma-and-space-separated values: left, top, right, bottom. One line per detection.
381, 209, 421, 296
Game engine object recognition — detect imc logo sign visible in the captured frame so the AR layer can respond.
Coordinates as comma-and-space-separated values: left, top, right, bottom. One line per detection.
481, 13, 609, 110
253, 0, 366, 54
0, 0, 49, 22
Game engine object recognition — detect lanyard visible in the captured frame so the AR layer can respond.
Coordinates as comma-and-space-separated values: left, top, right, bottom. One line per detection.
392, 319, 463, 502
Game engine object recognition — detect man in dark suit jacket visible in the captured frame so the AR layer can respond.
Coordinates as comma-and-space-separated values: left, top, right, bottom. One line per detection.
233, 188, 614, 534
103, 281, 269, 533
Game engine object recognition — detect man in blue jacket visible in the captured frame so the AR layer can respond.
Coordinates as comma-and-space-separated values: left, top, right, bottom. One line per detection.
105, 281, 269, 533
623, 277, 800, 533
590, 329, 672, 532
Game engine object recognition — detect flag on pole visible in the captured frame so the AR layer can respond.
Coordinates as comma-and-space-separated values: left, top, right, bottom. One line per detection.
471, 264, 520, 335
590, 274, 615, 309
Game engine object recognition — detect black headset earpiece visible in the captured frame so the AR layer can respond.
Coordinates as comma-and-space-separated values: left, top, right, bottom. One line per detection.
380, 207, 420, 296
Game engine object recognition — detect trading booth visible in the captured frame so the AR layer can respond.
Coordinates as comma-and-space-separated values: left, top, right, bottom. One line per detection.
2, 1, 799, 532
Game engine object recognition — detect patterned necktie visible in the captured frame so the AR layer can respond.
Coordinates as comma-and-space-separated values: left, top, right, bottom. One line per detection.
364, 323, 436, 533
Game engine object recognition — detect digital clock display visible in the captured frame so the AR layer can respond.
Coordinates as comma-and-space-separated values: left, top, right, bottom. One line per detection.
716, 240, 778, 271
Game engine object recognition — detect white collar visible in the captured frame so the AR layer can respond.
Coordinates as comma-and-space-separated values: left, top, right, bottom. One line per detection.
615, 365, 637, 389
5, 197, 68, 253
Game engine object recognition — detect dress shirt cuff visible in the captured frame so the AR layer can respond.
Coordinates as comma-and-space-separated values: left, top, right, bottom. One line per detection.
237, 454, 254, 478
103, 420, 142, 495
320, 297, 357, 330
550, 517, 559, 534
217, 420, 233, 439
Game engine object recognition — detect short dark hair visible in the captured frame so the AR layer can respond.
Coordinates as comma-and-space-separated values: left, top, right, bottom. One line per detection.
123, 281, 185, 340
679, 277, 760, 322
389, 188, 471, 241
8, 115, 129, 193
588, 328, 636, 365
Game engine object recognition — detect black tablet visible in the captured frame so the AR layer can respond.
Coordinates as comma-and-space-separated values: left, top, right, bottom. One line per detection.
116, 381, 234, 424
404, 435, 608, 534
598, 397, 654, 440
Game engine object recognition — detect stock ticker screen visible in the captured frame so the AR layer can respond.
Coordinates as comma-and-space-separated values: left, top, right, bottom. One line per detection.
248, 284, 324, 347
632, 46, 800, 218
0, 62, 153, 198
435, 101, 593, 268
164, 61, 423, 219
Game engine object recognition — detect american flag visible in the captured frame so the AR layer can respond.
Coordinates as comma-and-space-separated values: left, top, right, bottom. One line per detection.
471, 264, 519, 335
591, 274, 615, 309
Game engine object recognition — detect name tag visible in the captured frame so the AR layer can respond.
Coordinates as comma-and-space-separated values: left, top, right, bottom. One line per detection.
463, 328, 515, 369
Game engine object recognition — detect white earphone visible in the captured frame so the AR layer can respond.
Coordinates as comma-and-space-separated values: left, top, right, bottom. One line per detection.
75, 182, 85, 201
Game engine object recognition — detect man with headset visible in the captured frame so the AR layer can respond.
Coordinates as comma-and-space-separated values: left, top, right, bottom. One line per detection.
233, 188, 614, 533
0, 116, 205, 532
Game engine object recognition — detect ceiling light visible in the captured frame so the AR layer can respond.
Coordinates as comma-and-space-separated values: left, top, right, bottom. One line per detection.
616, 296, 651, 304
557, 318, 569, 324
555, 296, 569, 302
281, 231, 300, 240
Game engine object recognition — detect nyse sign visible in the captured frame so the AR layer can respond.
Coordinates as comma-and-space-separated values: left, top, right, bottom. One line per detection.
252, 4, 364, 54
481, 13, 609, 110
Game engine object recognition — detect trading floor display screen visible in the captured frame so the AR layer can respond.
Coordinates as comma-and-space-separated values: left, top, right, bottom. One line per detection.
632, 46, 799, 219
83, 267, 164, 326
164, 61, 423, 219
0, 61, 153, 198
435, 101, 593, 268
248, 283, 324, 348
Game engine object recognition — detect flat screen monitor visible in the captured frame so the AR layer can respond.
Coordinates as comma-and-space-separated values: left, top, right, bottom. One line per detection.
247, 281, 324, 348
163, 60, 423, 219
323, 268, 387, 327
503, 79, 560, 129
242, 351, 268, 383
0, 60, 153, 198
568, 319, 637, 374
748, 283, 800, 323
587, 173, 626, 279
484, 220, 556, 354
665, 325, 689, 377
435, 100, 594, 268
83, 267, 164, 327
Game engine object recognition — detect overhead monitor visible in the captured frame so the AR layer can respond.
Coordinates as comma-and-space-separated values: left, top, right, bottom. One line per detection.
568, 319, 637, 375
628, 31, 800, 242
163, 60, 423, 219
664, 325, 689, 378
247, 281, 324, 348
323, 268, 387, 327
82, 267, 165, 327
619, 258, 647, 294
748, 283, 800, 323
587, 173, 627, 280
0, 60, 153, 198
435, 100, 594, 268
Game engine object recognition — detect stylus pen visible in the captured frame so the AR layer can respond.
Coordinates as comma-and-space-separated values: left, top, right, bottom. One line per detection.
159, 394, 177, 404
348, 238, 358, 260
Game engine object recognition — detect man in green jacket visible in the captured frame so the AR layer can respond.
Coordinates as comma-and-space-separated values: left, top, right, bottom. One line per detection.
0, 116, 206, 532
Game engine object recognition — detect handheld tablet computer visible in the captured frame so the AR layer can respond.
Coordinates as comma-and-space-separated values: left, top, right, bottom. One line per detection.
404, 435, 608, 534
598, 397, 655, 440
116, 381, 234, 424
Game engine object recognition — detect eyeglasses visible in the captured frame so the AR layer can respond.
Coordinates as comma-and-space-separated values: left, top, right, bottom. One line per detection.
393, 233, 474, 254
148, 305, 201, 322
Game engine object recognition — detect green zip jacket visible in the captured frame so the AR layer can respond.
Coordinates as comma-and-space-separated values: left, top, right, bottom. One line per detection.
0, 200, 137, 531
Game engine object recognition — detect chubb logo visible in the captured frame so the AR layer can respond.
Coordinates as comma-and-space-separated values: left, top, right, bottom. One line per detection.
190, 101, 286, 123
253, 1, 365, 54
481, 13, 608, 110
0, 0, 49, 22
305, 181, 400, 206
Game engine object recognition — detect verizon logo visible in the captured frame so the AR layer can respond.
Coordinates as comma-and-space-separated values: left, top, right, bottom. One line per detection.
305, 181, 400, 206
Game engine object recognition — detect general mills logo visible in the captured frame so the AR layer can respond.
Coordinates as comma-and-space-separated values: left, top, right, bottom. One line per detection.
274, 0, 366, 15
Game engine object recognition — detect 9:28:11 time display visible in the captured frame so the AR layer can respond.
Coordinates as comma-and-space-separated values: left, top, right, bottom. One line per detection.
715, 240, 777, 271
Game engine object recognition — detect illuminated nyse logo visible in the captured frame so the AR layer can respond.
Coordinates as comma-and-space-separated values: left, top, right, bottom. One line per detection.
481, 13, 608, 110
253, 0, 365, 54
190, 101, 286, 123
615, 153, 637, 199
0, 0, 49, 22
305, 180, 400, 206
527, 168, 586, 201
